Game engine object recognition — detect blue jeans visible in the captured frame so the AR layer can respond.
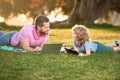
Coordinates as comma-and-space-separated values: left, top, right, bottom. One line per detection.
0, 32, 16, 45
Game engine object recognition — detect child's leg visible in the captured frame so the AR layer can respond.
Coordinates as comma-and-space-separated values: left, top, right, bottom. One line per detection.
115, 40, 120, 46
105, 43, 117, 47
113, 46, 120, 51
93, 41, 114, 53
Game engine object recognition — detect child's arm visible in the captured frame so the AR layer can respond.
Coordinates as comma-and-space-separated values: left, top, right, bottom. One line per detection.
74, 47, 85, 56
78, 50, 91, 56
74, 47, 92, 56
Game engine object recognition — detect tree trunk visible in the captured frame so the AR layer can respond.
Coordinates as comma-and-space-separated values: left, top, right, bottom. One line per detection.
68, 0, 111, 24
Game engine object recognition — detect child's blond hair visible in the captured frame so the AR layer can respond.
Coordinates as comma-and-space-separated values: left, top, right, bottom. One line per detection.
72, 24, 90, 45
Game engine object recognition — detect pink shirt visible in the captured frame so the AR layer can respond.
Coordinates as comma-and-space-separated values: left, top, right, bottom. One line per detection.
11, 24, 50, 48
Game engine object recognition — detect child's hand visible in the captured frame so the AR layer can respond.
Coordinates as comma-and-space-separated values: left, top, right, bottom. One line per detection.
78, 52, 91, 56
78, 53, 84, 56
64, 49, 68, 54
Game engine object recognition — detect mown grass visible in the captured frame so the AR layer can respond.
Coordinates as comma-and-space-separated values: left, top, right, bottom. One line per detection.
0, 22, 120, 80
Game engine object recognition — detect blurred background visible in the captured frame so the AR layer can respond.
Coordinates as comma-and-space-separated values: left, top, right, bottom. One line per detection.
0, 0, 120, 26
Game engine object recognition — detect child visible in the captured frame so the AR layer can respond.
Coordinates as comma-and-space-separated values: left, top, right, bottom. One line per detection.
70, 24, 120, 56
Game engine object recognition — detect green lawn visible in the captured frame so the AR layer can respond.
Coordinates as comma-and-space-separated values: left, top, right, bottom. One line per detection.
0, 23, 120, 80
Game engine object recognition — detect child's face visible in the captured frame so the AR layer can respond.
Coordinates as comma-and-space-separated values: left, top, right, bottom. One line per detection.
72, 32, 81, 46
72, 32, 78, 41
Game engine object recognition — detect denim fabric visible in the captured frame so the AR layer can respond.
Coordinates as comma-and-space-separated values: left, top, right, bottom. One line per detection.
93, 41, 114, 53
0, 32, 4, 35
0, 32, 16, 45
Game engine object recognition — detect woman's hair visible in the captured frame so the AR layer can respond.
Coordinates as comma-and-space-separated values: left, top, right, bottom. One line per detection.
72, 24, 90, 45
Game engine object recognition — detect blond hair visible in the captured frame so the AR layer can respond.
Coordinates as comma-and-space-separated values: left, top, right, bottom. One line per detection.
72, 24, 90, 45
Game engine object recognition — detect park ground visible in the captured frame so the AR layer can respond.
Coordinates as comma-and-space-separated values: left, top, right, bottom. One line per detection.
0, 23, 120, 80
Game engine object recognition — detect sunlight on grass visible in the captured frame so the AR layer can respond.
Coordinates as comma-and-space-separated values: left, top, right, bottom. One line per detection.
49, 27, 120, 46
90, 29, 120, 43
0, 24, 120, 80
49, 29, 73, 46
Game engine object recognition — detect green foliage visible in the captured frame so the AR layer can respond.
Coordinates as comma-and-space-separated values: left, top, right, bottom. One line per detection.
0, 22, 21, 31
0, 24, 120, 80
0, 0, 74, 19
61, 0, 74, 15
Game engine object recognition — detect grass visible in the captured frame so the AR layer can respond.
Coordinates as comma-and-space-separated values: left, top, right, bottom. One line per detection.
0, 22, 120, 80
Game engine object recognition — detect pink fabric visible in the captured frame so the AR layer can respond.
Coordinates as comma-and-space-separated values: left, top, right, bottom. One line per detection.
32, 27, 40, 40
11, 24, 50, 48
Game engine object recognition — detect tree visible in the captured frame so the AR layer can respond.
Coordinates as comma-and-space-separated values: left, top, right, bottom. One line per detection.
68, 0, 120, 24
0, 0, 120, 24
0, 0, 73, 19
